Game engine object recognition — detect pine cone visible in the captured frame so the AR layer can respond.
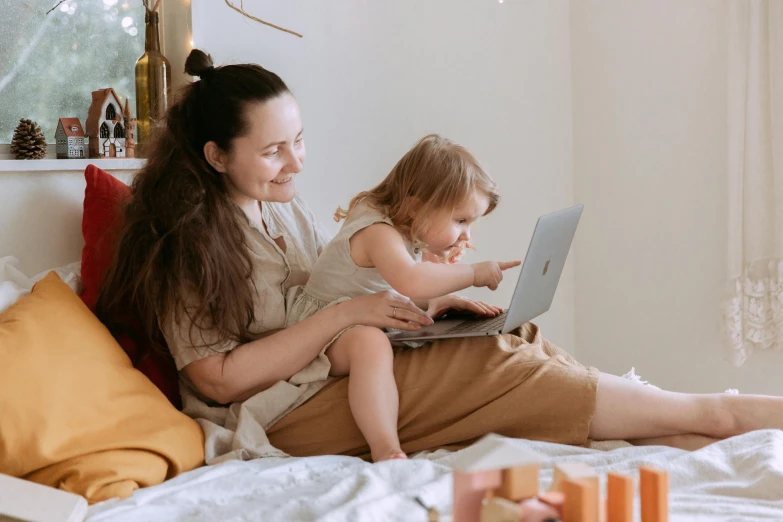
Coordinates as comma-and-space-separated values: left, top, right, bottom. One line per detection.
10, 118, 47, 160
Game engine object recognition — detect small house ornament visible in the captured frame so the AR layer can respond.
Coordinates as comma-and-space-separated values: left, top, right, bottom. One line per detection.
86, 88, 136, 158
54, 118, 86, 159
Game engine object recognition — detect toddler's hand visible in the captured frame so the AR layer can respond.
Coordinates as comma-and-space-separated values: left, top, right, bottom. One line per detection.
470, 260, 521, 290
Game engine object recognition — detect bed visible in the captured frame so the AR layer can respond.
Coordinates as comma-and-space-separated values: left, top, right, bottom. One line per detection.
83, 431, 783, 521
2, 170, 783, 522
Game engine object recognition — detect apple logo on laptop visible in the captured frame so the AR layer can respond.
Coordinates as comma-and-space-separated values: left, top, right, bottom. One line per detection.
543, 257, 550, 276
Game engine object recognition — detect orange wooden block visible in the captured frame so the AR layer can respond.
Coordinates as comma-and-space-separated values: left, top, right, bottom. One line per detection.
552, 463, 599, 521
453, 470, 503, 522
495, 464, 540, 502
562, 478, 598, 522
550, 462, 599, 493
607, 473, 634, 522
640, 466, 668, 522
537, 491, 565, 517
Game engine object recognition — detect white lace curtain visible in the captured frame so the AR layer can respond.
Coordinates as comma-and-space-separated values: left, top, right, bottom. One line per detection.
724, 0, 783, 366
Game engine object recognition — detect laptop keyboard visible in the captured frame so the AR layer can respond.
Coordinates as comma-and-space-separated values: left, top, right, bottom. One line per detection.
442, 311, 508, 335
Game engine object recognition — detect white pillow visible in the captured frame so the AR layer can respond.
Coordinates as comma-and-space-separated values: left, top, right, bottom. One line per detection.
0, 256, 82, 314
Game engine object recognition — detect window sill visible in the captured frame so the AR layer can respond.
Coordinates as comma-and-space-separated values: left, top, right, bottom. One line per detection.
0, 158, 144, 172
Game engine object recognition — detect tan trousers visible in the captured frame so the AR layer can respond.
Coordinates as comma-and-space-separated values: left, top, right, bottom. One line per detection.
267, 323, 599, 460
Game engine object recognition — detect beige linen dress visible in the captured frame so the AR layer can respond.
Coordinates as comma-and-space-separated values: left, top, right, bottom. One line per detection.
162, 194, 335, 463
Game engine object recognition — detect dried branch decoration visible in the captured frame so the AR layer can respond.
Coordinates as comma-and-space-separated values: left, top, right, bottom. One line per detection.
224, 0, 303, 38
45, 0, 67, 14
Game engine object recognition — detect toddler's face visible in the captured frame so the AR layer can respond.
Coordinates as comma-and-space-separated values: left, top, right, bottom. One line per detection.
421, 193, 489, 259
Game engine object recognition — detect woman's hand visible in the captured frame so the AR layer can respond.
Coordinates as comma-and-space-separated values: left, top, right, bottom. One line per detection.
426, 294, 504, 320
338, 290, 434, 331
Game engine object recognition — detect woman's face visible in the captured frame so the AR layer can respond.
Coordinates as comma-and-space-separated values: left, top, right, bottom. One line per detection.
214, 94, 306, 205
421, 192, 489, 257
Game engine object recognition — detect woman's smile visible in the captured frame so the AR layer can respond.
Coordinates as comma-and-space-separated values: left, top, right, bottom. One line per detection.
270, 175, 294, 185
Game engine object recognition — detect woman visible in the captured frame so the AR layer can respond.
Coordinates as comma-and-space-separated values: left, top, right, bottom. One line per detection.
98, 49, 783, 464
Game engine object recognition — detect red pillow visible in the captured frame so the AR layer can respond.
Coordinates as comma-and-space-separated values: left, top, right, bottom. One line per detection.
80, 164, 130, 310
81, 164, 181, 409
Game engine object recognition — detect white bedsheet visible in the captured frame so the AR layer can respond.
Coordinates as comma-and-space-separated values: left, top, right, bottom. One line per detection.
86, 430, 783, 522
0, 256, 81, 314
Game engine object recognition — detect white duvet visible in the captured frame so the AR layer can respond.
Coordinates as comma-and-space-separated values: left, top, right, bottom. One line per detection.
86, 430, 783, 522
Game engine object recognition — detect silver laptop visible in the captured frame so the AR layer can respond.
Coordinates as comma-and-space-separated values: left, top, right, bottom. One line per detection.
386, 204, 583, 342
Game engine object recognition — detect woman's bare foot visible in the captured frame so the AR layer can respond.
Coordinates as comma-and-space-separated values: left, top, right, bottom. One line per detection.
715, 394, 783, 437
373, 447, 408, 462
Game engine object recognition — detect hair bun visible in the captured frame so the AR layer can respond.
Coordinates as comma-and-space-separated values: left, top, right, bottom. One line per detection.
184, 49, 215, 78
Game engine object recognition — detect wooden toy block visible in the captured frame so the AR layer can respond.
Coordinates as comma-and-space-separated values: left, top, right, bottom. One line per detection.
550, 462, 599, 494
450, 436, 546, 522
562, 478, 598, 522
519, 498, 561, 521
640, 467, 668, 522
551, 463, 599, 521
494, 463, 540, 502
607, 473, 634, 522
550, 462, 598, 492
453, 470, 503, 522
481, 497, 523, 522
467, 469, 504, 490
537, 491, 565, 517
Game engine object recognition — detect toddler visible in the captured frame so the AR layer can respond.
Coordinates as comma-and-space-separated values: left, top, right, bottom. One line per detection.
286, 134, 519, 461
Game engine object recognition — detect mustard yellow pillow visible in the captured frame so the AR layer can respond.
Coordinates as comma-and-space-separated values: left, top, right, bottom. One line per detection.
0, 272, 204, 503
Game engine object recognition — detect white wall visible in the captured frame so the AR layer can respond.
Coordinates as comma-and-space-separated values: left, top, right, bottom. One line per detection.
1, 172, 87, 273
0, 169, 134, 275
571, 0, 783, 394
192, 0, 577, 349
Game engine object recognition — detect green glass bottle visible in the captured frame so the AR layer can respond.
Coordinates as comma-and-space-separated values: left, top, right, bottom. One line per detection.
134, 10, 171, 151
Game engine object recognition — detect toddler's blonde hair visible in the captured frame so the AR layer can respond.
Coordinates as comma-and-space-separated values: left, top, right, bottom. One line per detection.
334, 134, 499, 244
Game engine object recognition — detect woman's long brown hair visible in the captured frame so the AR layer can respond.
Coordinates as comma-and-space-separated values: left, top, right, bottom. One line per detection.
96, 49, 290, 354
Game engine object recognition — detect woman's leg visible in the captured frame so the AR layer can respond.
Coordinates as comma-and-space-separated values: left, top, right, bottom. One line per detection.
326, 326, 405, 462
590, 372, 783, 442
597, 375, 721, 450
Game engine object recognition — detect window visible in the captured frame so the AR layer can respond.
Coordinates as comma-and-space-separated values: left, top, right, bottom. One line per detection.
100, 122, 109, 138
114, 122, 125, 138
106, 103, 117, 121
0, 0, 145, 143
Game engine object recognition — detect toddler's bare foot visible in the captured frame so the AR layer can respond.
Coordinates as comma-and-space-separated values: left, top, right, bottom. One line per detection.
373, 448, 408, 462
